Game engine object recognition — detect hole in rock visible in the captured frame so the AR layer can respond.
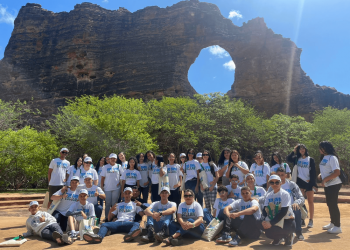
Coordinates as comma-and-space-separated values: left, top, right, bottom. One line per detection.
188, 45, 235, 94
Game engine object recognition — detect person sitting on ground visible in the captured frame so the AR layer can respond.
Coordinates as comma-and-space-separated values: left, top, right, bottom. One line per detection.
131, 186, 149, 223
83, 187, 145, 243
245, 173, 266, 210
22, 201, 73, 246
141, 187, 177, 243
203, 185, 234, 224
216, 186, 261, 246
78, 175, 105, 222
226, 174, 242, 199
66, 189, 96, 240
164, 189, 205, 246
51, 176, 80, 232
258, 175, 296, 247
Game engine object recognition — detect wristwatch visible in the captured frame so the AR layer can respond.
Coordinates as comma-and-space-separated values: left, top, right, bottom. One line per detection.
159, 211, 163, 216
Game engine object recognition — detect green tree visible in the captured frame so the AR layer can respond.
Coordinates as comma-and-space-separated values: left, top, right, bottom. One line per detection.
0, 99, 31, 130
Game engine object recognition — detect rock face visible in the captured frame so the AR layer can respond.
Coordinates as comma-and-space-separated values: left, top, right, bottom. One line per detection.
1, 0, 350, 122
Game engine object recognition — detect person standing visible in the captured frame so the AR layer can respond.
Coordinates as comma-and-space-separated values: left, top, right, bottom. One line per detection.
48, 148, 70, 209
250, 151, 270, 189
270, 152, 291, 178
217, 148, 231, 186
150, 155, 167, 202
137, 153, 150, 202
121, 157, 142, 194
66, 157, 82, 185
287, 144, 317, 228
117, 152, 128, 172
166, 153, 183, 208
184, 149, 203, 206
318, 141, 343, 234
226, 150, 249, 186
74, 157, 98, 185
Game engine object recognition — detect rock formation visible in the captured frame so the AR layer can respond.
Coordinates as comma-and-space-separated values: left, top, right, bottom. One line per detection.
0, 0, 350, 122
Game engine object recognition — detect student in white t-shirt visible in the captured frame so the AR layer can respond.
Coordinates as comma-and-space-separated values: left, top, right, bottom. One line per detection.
121, 157, 142, 195
165, 189, 204, 246
270, 152, 291, 178
258, 175, 296, 247
287, 144, 317, 228
117, 152, 128, 174
166, 153, 183, 208
183, 148, 203, 207
150, 155, 167, 202
100, 153, 124, 220
203, 185, 234, 224
141, 187, 177, 243
66, 157, 82, 185
216, 186, 261, 246
250, 151, 270, 189
226, 174, 242, 199
74, 157, 98, 185
226, 150, 249, 186
217, 148, 232, 186
318, 141, 343, 234
48, 148, 70, 209
66, 189, 96, 240
245, 173, 266, 210
83, 187, 145, 244
137, 153, 150, 202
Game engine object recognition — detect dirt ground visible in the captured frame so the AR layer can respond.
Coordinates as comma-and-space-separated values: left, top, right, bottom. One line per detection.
1, 200, 349, 250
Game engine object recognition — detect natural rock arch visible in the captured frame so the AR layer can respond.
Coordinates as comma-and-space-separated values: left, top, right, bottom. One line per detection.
1, 0, 349, 122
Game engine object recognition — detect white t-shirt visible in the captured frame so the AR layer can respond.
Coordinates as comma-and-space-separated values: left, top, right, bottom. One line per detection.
226, 185, 242, 199
184, 160, 201, 182
166, 164, 183, 190
96, 166, 104, 187
213, 198, 234, 217
138, 163, 149, 187
271, 163, 291, 174
178, 201, 203, 222
120, 161, 128, 174
151, 165, 167, 184
297, 156, 310, 182
49, 158, 70, 186
230, 199, 261, 220
264, 189, 294, 220
250, 162, 270, 186
77, 185, 105, 205
201, 162, 219, 188
67, 201, 95, 221
319, 155, 342, 187
121, 169, 142, 186
281, 182, 294, 203
74, 166, 98, 184
66, 165, 78, 184
250, 186, 266, 198
148, 162, 155, 180
111, 201, 143, 222
222, 159, 230, 175
149, 201, 176, 221
229, 161, 249, 183
53, 188, 79, 216
101, 163, 123, 191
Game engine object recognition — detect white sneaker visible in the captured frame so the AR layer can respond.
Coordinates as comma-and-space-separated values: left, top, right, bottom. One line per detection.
322, 223, 334, 230
327, 226, 342, 234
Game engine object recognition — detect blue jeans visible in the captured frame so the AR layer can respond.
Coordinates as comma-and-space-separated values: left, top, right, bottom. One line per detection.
97, 197, 104, 206
294, 207, 302, 234
41, 223, 63, 242
169, 187, 181, 208
94, 203, 103, 220
169, 218, 205, 238
140, 185, 149, 202
52, 211, 68, 232
98, 221, 140, 239
185, 179, 203, 207
151, 184, 160, 202
203, 208, 226, 224
146, 215, 172, 233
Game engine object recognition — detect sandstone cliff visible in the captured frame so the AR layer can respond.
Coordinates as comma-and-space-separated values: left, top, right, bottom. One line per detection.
0, 0, 349, 122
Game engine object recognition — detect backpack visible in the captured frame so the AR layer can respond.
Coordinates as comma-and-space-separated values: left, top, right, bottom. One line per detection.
339, 168, 348, 184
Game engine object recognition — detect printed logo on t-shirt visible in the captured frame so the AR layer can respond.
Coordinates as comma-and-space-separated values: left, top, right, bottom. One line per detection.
204, 165, 211, 172
77, 208, 90, 214
167, 167, 178, 173
31, 217, 40, 226
255, 170, 263, 177
153, 168, 160, 175
88, 191, 95, 197
57, 162, 68, 169
126, 173, 137, 179
234, 192, 240, 198
268, 197, 281, 205
297, 161, 309, 168
66, 193, 79, 202
241, 204, 251, 210
119, 205, 133, 213
98, 169, 102, 175
81, 172, 93, 179
182, 208, 195, 217
140, 165, 148, 172
107, 167, 119, 173
218, 201, 230, 210
320, 159, 328, 166
186, 164, 196, 170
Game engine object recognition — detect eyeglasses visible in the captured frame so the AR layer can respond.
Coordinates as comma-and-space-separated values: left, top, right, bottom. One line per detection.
269, 181, 280, 185
202, 154, 209, 156
231, 180, 239, 183
85, 162, 92, 165
219, 191, 227, 194
184, 195, 193, 198
61, 151, 68, 154
242, 192, 250, 195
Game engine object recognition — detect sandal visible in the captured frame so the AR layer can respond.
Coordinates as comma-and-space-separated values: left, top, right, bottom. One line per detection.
123, 228, 141, 242
83, 233, 103, 244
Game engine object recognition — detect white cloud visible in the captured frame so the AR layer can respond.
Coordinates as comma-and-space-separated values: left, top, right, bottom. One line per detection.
223, 60, 236, 71
102, 0, 109, 3
0, 4, 15, 25
207, 45, 229, 58
228, 10, 242, 19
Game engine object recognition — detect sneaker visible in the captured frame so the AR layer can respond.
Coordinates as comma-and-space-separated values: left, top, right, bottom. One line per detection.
272, 238, 284, 246
297, 234, 304, 241
154, 231, 166, 243
216, 233, 232, 244
322, 223, 334, 230
162, 236, 173, 246
93, 227, 100, 234
307, 219, 313, 228
170, 236, 183, 246
62, 234, 73, 245
327, 226, 342, 234
124, 228, 141, 242
228, 235, 241, 247
284, 233, 295, 246
52, 231, 64, 246
140, 235, 155, 243
68, 231, 78, 240
83, 233, 103, 244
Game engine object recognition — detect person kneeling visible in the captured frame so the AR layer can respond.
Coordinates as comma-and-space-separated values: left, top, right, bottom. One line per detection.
216, 186, 261, 246
83, 187, 144, 243
22, 201, 73, 246
141, 187, 177, 243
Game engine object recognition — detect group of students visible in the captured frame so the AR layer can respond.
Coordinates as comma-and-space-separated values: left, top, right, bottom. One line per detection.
22, 140, 343, 247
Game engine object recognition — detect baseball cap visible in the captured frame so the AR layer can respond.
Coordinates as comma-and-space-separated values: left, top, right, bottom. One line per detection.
84, 157, 92, 163
124, 187, 133, 193
269, 175, 281, 182
29, 201, 39, 207
71, 176, 80, 181
79, 189, 88, 195
245, 173, 255, 179
84, 175, 92, 180
160, 186, 170, 194
179, 153, 186, 158
60, 148, 69, 153
196, 152, 202, 158
109, 153, 118, 159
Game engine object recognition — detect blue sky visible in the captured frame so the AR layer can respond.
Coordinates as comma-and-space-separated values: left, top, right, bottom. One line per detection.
0, 0, 349, 95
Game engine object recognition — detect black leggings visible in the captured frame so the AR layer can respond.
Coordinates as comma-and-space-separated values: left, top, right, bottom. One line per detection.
258, 219, 296, 241
223, 215, 261, 240
325, 183, 342, 227
41, 223, 63, 242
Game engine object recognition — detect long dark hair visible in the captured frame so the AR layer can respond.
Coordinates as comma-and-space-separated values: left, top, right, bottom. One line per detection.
144, 150, 155, 163
218, 148, 231, 166
270, 152, 282, 166
319, 141, 338, 160
229, 150, 241, 164
168, 153, 178, 164
74, 157, 83, 170
296, 144, 309, 158
94, 157, 106, 172
127, 157, 138, 170
116, 152, 126, 165
186, 148, 195, 161
136, 153, 145, 164
203, 150, 216, 177
155, 155, 164, 167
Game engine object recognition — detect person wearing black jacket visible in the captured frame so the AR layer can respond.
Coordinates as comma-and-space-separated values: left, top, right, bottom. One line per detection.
287, 144, 317, 228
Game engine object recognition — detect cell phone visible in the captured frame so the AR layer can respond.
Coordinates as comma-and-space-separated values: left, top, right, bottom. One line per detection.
312, 188, 317, 193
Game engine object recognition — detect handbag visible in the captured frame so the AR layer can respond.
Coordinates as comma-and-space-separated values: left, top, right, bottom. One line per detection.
158, 173, 170, 194
265, 202, 284, 228
339, 168, 348, 184
199, 164, 209, 190
42, 191, 50, 209
79, 218, 95, 241
201, 218, 223, 241
0, 236, 27, 247
180, 163, 187, 191
299, 204, 308, 220
291, 165, 298, 183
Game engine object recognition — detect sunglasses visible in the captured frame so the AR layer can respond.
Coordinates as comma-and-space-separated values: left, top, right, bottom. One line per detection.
219, 191, 227, 194
61, 151, 68, 154
180, 156, 186, 158
269, 181, 280, 185
242, 192, 250, 195
188, 153, 194, 155
202, 154, 209, 156
184, 195, 193, 198
85, 162, 92, 165
231, 180, 239, 183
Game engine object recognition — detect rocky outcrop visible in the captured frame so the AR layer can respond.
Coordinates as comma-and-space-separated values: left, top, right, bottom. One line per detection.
0, 0, 350, 122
